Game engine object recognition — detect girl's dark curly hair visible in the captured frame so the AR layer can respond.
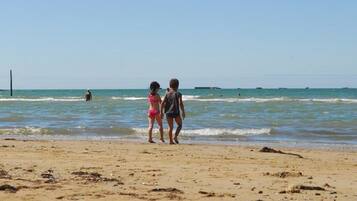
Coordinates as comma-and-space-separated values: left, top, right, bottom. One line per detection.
149, 81, 160, 95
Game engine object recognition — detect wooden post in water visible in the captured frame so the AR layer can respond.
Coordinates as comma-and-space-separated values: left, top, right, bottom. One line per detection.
10, 69, 13, 96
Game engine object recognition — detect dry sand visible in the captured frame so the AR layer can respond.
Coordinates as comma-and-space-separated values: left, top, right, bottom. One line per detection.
0, 139, 356, 201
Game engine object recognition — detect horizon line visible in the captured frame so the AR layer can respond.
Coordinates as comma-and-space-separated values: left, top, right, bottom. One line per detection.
1, 87, 356, 90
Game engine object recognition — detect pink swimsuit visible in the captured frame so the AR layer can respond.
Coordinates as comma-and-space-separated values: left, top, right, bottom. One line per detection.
148, 94, 160, 118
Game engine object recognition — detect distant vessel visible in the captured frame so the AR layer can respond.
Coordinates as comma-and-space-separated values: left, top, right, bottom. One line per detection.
194, 87, 221, 89
278, 88, 287, 90
305, 87, 310, 89
256, 87, 263, 89
342, 87, 349, 89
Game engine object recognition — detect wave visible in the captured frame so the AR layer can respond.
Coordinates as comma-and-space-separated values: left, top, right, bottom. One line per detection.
298, 98, 357, 103
189, 97, 357, 103
0, 126, 271, 137
111, 96, 357, 103
192, 97, 287, 103
132, 127, 271, 136
2, 96, 355, 103
0, 127, 51, 135
0, 97, 83, 102
0, 127, 137, 135
182, 95, 201, 101
111, 97, 147, 100
111, 95, 200, 101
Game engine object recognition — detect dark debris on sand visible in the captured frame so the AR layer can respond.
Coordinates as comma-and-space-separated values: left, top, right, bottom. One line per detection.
72, 171, 102, 182
280, 185, 326, 194
198, 191, 236, 198
71, 171, 123, 185
150, 187, 184, 194
41, 169, 56, 183
259, 147, 304, 158
3, 138, 16, 141
0, 184, 18, 193
264, 171, 303, 178
0, 169, 11, 179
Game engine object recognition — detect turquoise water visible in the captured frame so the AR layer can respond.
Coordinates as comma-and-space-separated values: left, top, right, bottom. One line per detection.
0, 89, 356, 146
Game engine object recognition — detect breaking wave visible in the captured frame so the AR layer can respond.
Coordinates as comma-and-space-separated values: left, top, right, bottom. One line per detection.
111, 96, 357, 103
132, 127, 271, 136
0, 127, 271, 137
0, 97, 83, 102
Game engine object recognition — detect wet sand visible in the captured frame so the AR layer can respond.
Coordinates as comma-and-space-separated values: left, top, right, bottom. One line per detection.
0, 139, 356, 201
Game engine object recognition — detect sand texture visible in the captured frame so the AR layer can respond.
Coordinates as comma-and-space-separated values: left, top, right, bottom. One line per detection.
0, 139, 356, 201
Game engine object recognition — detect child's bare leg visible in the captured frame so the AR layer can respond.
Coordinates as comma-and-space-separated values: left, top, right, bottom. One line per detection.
148, 117, 155, 143
174, 116, 182, 144
156, 114, 164, 142
167, 117, 174, 144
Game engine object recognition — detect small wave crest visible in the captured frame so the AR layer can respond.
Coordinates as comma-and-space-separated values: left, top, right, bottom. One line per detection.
0, 127, 51, 135
0, 97, 83, 102
182, 95, 201, 101
0, 127, 137, 136
111, 96, 357, 103
111, 95, 201, 101
299, 98, 357, 103
191, 97, 287, 103
132, 127, 271, 136
111, 97, 147, 100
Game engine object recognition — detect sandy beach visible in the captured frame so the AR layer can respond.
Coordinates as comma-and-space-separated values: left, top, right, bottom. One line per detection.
0, 139, 356, 201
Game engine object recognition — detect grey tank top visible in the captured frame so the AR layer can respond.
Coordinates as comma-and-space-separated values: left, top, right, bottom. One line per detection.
164, 91, 182, 115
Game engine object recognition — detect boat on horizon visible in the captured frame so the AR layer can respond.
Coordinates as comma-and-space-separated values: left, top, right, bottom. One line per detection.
194, 87, 221, 90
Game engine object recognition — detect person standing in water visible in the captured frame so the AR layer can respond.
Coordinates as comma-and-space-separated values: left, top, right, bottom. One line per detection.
161, 79, 185, 144
85, 90, 92, 102
147, 81, 164, 143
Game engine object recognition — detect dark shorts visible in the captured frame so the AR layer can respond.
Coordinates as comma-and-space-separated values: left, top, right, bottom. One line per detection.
166, 113, 180, 119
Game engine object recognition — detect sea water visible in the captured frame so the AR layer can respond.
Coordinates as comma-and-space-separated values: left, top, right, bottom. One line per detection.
0, 89, 356, 146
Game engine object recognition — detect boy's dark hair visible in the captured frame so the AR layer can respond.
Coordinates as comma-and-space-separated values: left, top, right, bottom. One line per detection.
150, 81, 160, 94
169, 78, 179, 89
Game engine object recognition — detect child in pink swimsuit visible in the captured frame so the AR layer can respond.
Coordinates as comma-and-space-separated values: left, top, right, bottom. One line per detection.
147, 81, 164, 143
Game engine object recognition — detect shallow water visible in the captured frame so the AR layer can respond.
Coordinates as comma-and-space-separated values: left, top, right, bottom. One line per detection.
0, 89, 356, 146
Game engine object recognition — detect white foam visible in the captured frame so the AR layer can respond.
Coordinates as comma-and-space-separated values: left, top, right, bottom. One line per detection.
111, 97, 147, 100
299, 98, 357, 103
0, 127, 49, 135
184, 97, 357, 103
182, 95, 201, 101
0, 97, 83, 102
111, 96, 285, 102
112, 95, 201, 101
190, 97, 287, 103
132, 127, 271, 136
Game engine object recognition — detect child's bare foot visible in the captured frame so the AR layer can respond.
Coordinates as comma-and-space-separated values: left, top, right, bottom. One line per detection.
169, 141, 175, 145
174, 136, 179, 144
148, 140, 155, 143
160, 138, 165, 143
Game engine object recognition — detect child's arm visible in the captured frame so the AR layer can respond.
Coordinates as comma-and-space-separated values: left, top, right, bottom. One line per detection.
179, 95, 185, 119
160, 95, 167, 119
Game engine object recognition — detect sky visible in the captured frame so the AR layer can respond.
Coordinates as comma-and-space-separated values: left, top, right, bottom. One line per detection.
0, 0, 356, 89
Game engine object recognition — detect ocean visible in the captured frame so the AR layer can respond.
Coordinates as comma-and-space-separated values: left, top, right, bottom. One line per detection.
0, 89, 356, 146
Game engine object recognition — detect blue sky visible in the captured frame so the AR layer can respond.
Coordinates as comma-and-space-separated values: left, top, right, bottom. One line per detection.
0, 0, 356, 89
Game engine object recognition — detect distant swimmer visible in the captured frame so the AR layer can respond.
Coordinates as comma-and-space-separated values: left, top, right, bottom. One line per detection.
85, 90, 92, 102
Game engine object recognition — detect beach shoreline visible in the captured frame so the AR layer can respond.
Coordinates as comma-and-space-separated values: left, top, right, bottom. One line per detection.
1, 139, 356, 200
1, 136, 357, 151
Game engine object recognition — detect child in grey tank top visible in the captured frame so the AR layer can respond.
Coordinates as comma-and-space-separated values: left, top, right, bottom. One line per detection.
161, 79, 186, 144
